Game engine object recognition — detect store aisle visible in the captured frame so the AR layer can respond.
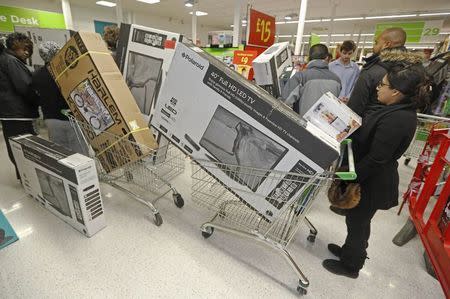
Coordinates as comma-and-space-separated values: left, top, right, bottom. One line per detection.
0, 136, 444, 298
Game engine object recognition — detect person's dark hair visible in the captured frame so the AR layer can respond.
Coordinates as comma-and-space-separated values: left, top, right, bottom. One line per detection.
340, 40, 356, 53
309, 44, 329, 60
387, 63, 432, 110
5, 32, 33, 55
103, 26, 120, 50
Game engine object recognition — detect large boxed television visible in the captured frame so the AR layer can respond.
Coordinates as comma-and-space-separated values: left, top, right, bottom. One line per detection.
49, 32, 158, 173
115, 23, 183, 122
14, 26, 73, 71
10, 135, 106, 237
152, 43, 340, 222
252, 42, 291, 98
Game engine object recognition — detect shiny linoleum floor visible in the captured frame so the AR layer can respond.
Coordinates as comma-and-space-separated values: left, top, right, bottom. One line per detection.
0, 135, 444, 298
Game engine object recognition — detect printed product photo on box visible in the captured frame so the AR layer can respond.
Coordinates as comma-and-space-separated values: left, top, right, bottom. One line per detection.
10, 135, 106, 237
48, 31, 158, 173
252, 42, 291, 98
152, 42, 340, 222
14, 26, 73, 71
115, 23, 183, 122
303, 92, 362, 143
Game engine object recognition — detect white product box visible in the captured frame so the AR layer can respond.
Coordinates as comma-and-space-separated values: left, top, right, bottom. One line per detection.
11, 135, 106, 237
115, 23, 183, 123
303, 92, 362, 143
252, 42, 292, 98
152, 43, 339, 222
14, 26, 73, 71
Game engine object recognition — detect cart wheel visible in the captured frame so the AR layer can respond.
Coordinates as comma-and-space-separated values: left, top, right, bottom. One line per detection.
173, 193, 184, 208
125, 171, 133, 182
307, 234, 316, 243
404, 158, 411, 166
297, 286, 307, 295
201, 227, 214, 239
153, 213, 163, 226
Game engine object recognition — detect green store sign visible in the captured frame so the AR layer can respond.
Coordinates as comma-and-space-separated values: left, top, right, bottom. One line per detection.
0, 5, 66, 32
375, 20, 443, 43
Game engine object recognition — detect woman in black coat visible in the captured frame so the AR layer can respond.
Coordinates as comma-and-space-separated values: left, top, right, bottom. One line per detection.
322, 62, 431, 278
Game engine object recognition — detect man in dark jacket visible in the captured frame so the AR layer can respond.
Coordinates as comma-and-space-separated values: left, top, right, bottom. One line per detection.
0, 33, 38, 180
281, 44, 341, 117
347, 27, 407, 116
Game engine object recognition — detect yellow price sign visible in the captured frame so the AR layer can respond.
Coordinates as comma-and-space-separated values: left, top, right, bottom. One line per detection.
256, 18, 272, 43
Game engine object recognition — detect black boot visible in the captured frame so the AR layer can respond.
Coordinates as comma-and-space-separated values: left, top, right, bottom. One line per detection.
322, 259, 359, 279
328, 243, 342, 258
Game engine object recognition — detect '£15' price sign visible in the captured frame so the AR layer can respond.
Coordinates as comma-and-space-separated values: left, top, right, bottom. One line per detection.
248, 9, 275, 47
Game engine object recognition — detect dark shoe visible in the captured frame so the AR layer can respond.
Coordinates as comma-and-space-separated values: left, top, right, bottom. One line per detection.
322, 259, 359, 279
330, 205, 348, 216
328, 243, 342, 258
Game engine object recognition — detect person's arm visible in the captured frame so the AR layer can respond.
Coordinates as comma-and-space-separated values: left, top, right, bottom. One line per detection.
281, 72, 304, 107
8, 57, 32, 97
347, 69, 370, 116
355, 115, 414, 183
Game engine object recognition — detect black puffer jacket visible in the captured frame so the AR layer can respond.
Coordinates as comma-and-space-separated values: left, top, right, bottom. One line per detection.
347, 47, 423, 117
0, 46, 39, 119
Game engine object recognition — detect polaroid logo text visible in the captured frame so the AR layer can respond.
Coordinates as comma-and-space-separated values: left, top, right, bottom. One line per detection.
181, 52, 204, 70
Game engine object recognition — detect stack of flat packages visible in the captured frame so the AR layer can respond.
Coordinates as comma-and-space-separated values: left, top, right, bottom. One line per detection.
48, 32, 158, 173
152, 42, 340, 222
11, 135, 106, 237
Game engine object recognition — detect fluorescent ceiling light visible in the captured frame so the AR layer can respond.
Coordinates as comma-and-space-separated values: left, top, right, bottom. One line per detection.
285, 20, 298, 24
419, 12, 450, 16
137, 0, 160, 3
278, 35, 293, 37
321, 19, 331, 22
285, 16, 292, 20
185, 3, 193, 7
242, 20, 247, 23
275, 21, 286, 24
189, 11, 208, 16
96, 1, 116, 7
360, 33, 374, 36
440, 32, 449, 35
334, 17, 364, 21
331, 34, 346, 37
365, 14, 417, 19
305, 19, 321, 23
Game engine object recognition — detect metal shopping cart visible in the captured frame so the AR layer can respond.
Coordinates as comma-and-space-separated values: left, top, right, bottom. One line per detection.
403, 113, 450, 166
191, 140, 356, 295
67, 114, 186, 226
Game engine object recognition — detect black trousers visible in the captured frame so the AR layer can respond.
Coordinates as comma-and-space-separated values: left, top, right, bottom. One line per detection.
340, 199, 377, 271
1, 120, 36, 179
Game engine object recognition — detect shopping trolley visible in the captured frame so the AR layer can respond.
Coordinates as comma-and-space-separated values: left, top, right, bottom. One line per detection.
67, 114, 185, 226
403, 113, 450, 166
191, 140, 356, 295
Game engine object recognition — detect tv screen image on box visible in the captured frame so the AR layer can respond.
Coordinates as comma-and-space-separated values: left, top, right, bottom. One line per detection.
36, 168, 71, 218
125, 51, 164, 115
200, 105, 288, 192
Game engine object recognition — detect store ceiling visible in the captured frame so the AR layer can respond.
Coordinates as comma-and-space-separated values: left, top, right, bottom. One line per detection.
80, 0, 450, 40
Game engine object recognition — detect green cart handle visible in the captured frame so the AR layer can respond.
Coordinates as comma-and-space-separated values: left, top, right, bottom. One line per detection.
335, 139, 357, 181
61, 109, 71, 117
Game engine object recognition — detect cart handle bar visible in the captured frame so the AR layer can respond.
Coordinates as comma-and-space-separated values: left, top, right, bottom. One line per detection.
335, 139, 357, 181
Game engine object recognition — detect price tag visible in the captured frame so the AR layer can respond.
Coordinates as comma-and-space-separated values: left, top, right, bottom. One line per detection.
247, 9, 276, 47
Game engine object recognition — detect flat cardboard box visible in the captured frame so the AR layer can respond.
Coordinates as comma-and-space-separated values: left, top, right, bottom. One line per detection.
11, 135, 106, 237
49, 32, 158, 173
116, 23, 183, 123
152, 42, 339, 222
14, 26, 73, 71
252, 42, 291, 98
303, 92, 362, 143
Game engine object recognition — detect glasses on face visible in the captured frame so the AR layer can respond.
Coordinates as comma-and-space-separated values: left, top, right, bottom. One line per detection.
377, 81, 391, 89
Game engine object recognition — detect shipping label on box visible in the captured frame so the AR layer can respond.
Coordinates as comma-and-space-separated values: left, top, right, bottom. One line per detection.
152, 43, 339, 222
10, 135, 106, 237
303, 92, 362, 143
49, 32, 158, 173
252, 42, 291, 98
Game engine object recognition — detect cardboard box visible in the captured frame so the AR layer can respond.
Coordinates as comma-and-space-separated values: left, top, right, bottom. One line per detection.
252, 42, 292, 98
152, 43, 339, 222
49, 32, 158, 173
116, 23, 183, 122
14, 26, 73, 71
303, 92, 362, 143
10, 135, 106, 237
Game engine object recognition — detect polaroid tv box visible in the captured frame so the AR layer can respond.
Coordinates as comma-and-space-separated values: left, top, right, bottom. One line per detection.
152, 42, 339, 222
252, 42, 291, 98
116, 23, 183, 123
14, 26, 73, 71
303, 92, 362, 143
10, 135, 106, 237
49, 32, 158, 173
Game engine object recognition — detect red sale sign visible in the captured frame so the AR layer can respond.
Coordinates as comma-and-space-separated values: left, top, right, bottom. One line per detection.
232, 50, 258, 66
247, 9, 276, 48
